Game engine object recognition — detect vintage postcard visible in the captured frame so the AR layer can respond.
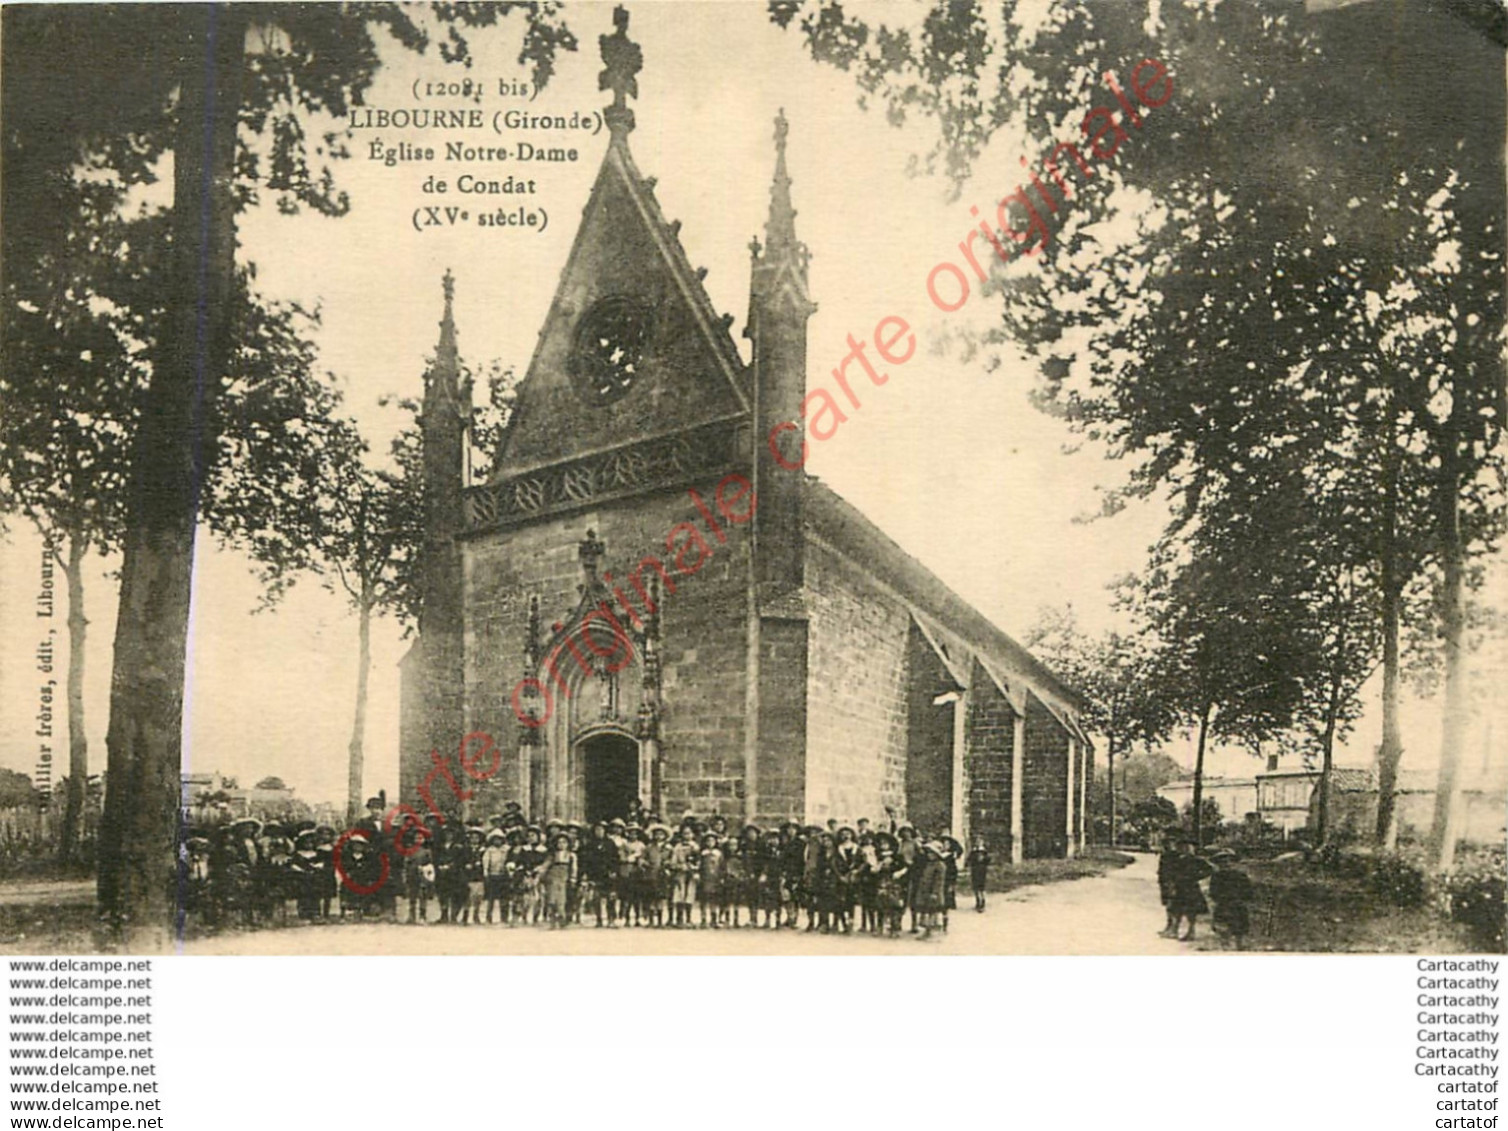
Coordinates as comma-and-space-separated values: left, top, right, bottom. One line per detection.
0, 0, 1503, 957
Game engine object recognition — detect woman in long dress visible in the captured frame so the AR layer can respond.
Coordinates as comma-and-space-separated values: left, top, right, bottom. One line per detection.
829, 827, 860, 934
911, 839, 948, 941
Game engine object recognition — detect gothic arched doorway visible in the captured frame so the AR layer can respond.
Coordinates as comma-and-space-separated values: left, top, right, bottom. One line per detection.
578, 731, 640, 824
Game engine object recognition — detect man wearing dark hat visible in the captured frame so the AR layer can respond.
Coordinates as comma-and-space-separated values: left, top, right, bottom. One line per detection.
355, 797, 384, 840
355, 796, 399, 921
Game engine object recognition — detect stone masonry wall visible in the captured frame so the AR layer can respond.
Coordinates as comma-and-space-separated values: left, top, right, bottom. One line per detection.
754, 618, 807, 827
463, 475, 755, 824
965, 664, 1016, 862
803, 540, 909, 824
904, 620, 956, 833
1022, 692, 1070, 859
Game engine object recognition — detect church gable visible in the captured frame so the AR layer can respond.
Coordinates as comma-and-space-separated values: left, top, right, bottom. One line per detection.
492, 144, 750, 480
440, 9, 1096, 857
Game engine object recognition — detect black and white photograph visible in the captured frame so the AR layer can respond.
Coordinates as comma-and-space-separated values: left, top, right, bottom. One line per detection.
1, 0, 1504, 965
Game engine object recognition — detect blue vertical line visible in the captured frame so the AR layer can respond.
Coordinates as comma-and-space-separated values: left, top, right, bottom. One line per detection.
177, 2, 222, 950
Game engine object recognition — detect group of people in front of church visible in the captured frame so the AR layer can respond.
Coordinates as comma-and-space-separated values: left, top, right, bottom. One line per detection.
178, 799, 994, 941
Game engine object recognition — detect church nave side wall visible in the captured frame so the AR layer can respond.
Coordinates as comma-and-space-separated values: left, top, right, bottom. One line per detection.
964, 669, 1017, 862
1022, 694, 1072, 859
802, 540, 910, 824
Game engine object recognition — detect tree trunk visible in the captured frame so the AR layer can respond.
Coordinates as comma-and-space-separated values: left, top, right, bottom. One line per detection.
1107, 735, 1117, 848
1428, 433, 1468, 872
1191, 701, 1212, 850
347, 586, 373, 825
98, 6, 244, 939
1374, 401, 1404, 849
1105, 701, 1117, 848
1317, 612, 1347, 847
1317, 683, 1339, 847
59, 533, 89, 866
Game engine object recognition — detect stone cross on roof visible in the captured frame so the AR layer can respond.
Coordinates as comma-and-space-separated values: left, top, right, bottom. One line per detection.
599, 5, 642, 137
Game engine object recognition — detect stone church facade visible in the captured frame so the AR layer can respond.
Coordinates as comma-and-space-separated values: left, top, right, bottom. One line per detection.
400, 12, 1092, 863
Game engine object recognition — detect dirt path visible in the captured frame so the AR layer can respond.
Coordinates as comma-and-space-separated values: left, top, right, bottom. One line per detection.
0, 879, 93, 907
976, 851, 1193, 955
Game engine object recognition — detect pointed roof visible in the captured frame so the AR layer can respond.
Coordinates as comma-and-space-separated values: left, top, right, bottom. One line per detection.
749, 110, 815, 319
491, 13, 750, 480
422, 269, 469, 423
438, 269, 457, 364
764, 110, 799, 257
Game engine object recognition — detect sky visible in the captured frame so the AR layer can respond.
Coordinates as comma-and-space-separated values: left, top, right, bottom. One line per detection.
0, 0, 1494, 808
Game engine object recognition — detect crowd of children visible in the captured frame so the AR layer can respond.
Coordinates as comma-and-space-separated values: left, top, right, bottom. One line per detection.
177, 802, 995, 941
